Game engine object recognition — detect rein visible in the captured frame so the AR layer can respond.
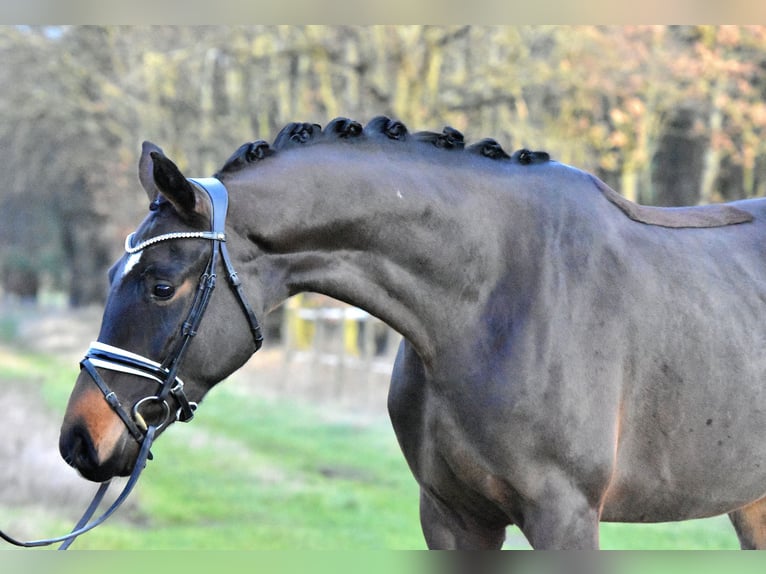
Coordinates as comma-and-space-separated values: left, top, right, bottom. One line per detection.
0, 177, 263, 549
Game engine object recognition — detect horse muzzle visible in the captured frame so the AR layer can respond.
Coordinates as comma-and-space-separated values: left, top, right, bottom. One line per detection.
59, 417, 135, 483
58, 386, 138, 483
59, 341, 199, 482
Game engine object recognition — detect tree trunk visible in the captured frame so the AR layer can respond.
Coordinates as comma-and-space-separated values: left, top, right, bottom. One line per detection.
651, 105, 708, 206
57, 176, 113, 307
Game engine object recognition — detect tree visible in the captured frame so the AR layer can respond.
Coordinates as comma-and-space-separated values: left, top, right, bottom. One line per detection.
3, 26, 766, 306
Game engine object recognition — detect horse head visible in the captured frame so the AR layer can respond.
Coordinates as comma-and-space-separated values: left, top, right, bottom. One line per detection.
59, 142, 261, 482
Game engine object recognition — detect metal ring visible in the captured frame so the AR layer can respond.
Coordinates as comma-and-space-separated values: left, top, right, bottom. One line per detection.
132, 396, 171, 432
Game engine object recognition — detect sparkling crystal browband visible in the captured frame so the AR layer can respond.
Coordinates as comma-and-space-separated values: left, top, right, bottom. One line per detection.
124, 231, 226, 254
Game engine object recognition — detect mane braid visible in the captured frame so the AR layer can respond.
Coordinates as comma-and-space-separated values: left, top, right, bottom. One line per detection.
323, 117, 363, 140
272, 122, 323, 150
215, 116, 551, 175
414, 126, 465, 150
364, 116, 408, 140
216, 140, 272, 176
511, 149, 551, 165
466, 138, 510, 160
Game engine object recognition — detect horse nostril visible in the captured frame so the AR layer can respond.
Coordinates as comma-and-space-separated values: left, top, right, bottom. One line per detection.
60, 425, 99, 472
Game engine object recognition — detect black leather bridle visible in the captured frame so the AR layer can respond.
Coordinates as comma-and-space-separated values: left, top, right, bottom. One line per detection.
0, 177, 263, 549
81, 177, 263, 443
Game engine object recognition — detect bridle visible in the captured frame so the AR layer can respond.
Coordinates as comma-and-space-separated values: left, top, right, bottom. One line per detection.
82, 177, 263, 442
0, 177, 263, 549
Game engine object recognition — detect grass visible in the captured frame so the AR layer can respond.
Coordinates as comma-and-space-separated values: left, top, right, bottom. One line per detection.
0, 347, 744, 550
114, 385, 425, 550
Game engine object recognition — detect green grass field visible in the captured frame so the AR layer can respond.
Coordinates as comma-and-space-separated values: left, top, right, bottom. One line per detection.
0, 347, 742, 550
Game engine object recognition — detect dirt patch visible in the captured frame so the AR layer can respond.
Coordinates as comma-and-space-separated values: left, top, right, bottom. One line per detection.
0, 379, 139, 541
0, 305, 131, 541
231, 347, 395, 423
14, 305, 103, 362
0, 383, 83, 509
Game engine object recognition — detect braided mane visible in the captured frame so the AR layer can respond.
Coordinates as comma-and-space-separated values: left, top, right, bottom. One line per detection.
216, 116, 550, 177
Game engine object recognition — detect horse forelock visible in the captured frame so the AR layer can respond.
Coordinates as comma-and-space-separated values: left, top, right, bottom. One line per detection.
215, 116, 551, 177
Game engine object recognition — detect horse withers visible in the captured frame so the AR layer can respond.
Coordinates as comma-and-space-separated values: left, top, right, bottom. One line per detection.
59, 117, 766, 549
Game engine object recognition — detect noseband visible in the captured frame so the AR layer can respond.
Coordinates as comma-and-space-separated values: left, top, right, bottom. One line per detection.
0, 177, 263, 549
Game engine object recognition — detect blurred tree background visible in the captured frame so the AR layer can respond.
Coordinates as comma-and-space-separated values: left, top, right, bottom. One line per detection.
2, 25, 766, 307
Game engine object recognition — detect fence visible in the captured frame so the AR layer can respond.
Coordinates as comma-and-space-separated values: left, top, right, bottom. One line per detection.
278, 295, 401, 411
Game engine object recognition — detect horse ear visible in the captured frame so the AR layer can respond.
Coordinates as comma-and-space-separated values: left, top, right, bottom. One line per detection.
139, 141, 163, 203
138, 141, 201, 220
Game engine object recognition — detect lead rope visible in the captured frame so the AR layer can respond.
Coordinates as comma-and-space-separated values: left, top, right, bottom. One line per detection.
0, 425, 157, 549
56, 481, 111, 550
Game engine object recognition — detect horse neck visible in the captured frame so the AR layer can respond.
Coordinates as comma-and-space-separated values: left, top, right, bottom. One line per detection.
224, 145, 539, 363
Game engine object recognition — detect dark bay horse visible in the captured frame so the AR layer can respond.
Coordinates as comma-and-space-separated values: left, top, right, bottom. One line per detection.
59, 117, 766, 549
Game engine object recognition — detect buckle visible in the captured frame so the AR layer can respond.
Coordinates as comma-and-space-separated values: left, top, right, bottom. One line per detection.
170, 381, 197, 423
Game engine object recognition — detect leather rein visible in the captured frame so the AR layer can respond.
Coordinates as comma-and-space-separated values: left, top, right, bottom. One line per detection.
0, 177, 263, 549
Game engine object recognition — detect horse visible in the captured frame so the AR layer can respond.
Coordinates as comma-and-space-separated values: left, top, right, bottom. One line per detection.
58, 116, 766, 549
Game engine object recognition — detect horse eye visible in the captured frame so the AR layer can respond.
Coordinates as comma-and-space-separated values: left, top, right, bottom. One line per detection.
152, 284, 175, 299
